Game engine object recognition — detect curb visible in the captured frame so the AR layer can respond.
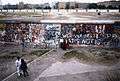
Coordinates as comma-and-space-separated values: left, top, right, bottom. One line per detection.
2, 49, 54, 81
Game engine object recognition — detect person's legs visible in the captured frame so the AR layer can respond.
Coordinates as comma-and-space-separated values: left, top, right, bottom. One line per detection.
17, 67, 21, 76
23, 70, 29, 77
25, 70, 29, 76
21, 69, 25, 77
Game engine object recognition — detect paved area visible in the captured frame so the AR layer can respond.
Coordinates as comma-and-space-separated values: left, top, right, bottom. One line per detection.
2, 48, 120, 81
36, 69, 120, 81
38, 60, 109, 78
2, 49, 67, 81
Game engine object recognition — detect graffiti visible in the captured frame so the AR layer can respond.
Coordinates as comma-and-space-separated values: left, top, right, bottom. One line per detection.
0, 23, 120, 48
43, 24, 61, 47
61, 24, 120, 47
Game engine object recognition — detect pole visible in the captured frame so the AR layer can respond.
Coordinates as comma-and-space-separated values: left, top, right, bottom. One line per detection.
119, 5, 120, 12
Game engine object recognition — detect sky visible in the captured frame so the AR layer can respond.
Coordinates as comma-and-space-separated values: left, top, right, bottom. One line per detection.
1, 0, 113, 5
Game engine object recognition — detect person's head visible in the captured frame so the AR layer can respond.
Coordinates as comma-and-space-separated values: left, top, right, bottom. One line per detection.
21, 59, 25, 64
17, 56, 20, 60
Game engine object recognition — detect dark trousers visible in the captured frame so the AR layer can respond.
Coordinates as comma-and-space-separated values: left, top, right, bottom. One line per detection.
22, 70, 29, 77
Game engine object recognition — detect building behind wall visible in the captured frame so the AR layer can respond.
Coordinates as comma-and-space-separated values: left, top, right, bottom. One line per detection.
97, 0, 120, 8
57, 2, 84, 9
0, 0, 2, 10
77, 3, 89, 9
18, 2, 24, 9
58, 2, 66, 9
69, 2, 76, 9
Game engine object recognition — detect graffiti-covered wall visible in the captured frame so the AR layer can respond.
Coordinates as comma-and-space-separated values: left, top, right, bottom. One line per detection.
61, 24, 120, 47
0, 22, 120, 48
42, 24, 61, 47
27, 24, 61, 48
0, 23, 61, 48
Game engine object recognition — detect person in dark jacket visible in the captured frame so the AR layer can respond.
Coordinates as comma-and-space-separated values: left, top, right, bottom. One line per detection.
20, 59, 29, 77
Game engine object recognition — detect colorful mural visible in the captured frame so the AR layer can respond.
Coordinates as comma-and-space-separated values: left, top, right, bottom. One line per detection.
61, 24, 119, 47
43, 24, 61, 48
0, 23, 120, 48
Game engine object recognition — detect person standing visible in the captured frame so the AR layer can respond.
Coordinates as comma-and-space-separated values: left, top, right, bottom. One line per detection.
21, 36, 26, 52
15, 57, 22, 76
20, 59, 29, 77
60, 38, 64, 49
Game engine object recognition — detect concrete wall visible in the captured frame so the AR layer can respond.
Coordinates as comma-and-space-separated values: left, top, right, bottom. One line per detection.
0, 9, 119, 13
1, 23, 120, 48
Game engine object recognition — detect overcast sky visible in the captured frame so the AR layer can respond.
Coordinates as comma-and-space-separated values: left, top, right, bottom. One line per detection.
1, 0, 112, 5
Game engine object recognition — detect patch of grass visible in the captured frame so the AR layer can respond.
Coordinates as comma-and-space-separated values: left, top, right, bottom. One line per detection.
63, 49, 120, 65
0, 50, 50, 61
0, 55, 17, 59
30, 50, 49, 57
12, 12, 43, 17
0, 51, 25, 59
0, 15, 7, 19
63, 50, 90, 61
10, 51, 20, 54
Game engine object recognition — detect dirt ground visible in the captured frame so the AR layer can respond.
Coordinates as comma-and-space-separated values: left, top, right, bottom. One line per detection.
63, 47, 120, 65
0, 42, 120, 80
